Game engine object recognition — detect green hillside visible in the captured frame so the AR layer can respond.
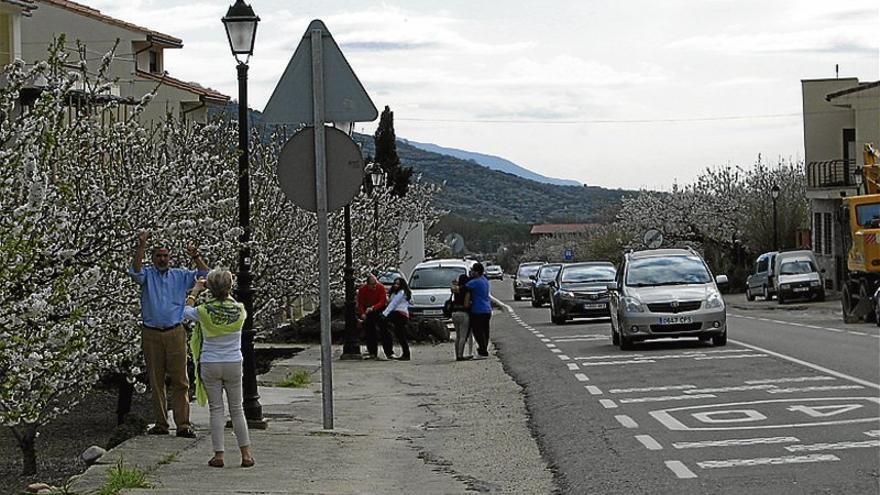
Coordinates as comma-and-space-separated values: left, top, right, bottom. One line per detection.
353, 133, 633, 223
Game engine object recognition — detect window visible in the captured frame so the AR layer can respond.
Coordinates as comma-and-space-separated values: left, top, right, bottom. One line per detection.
409, 267, 466, 289
813, 212, 823, 255
560, 265, 616, 283
149, 50, 159, 73
823, 212, 832, 256
0, 13, 11, 66
757, 258, 768, 273
625, 256, 712, 286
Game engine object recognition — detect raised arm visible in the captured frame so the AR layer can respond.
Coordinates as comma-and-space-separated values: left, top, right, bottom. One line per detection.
133, 230, 148, 273
187, 244, 209, 273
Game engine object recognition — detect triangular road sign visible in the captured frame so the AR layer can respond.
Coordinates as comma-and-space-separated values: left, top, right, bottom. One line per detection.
262, 19, 378, 125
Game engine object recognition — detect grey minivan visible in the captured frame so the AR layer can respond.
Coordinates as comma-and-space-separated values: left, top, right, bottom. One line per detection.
745, 251, 778, 301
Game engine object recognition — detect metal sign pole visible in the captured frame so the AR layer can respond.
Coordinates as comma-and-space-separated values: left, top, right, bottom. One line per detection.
311, 28, 333, 430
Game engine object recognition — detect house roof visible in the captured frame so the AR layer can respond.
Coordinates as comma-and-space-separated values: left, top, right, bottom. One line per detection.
826, 81, 880, 101
37, 0, 182, 47
530, 224, 598, 235
137, 70, 230, 103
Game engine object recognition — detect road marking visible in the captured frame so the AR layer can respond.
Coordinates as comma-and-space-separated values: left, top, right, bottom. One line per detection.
599, 399, 618, 409
729, 314, 859, 335
551, 349, 562, 354
546, 343, 557, 348
766, 385, 864, 394
553, 337, 608, 342
553, 334, 605, 339
697, 454, 839, 469
746, 376, 836, 384
615, 415, 639, 428
664, 460, 698, 479
610, 385, 697, 394
864, 430, 880, 438
635, 434, 663, 450
730, 339, 880, 390
619, 394, 717, 404
684, 385, 776, 394
576, 354, 647, 360
825, 328, 845, 333
672, 437, 800, 449
574, 373, 590, 382
693, 354, 768, 361
848, 331, 868, 336
579, 359, 657, 366
540, 338, 551, 342
785, 440, 880, 452
566, 363, 580, 371
585, 385, 603, 395
558, 355, 571, 361
535, 333, 545, 337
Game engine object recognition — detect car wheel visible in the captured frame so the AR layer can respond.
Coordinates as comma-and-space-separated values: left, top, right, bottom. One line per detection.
611, 327, 620, 345
746, 287, 755, 302
619, 335, 633, 350
762, 285, 771, 301
551, 314, 565, 325
778, 294, 785, 305
514, 294, 521, 301
712, 332, 727, 346
531, 296, 541, 308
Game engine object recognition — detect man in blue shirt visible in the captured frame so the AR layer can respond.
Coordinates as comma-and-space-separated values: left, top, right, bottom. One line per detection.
466, 262, 493, 359
129, 230, 208, 437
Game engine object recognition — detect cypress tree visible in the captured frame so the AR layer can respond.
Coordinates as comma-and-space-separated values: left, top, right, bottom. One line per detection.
373, 105, 412, 197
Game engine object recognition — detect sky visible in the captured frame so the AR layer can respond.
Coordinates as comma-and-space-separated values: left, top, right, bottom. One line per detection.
89, 0, 878, 190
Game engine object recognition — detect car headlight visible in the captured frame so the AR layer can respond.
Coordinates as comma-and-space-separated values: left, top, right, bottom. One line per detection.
558, 290, 575, 298
705, 291, 724, 309
810, 280, 821, 287
623, 296, 645, 313
780, 284, 790, 290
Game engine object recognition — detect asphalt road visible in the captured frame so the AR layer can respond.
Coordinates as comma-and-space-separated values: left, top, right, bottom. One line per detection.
489, 280, 880, 494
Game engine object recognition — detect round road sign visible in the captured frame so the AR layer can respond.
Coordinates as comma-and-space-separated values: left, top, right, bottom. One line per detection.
644, 229, 663, 249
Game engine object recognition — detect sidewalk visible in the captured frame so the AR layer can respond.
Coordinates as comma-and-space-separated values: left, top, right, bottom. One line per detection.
69, 331, 556, 494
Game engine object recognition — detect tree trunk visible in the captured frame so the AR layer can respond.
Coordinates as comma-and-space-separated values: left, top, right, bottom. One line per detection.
19, 425, 38, 476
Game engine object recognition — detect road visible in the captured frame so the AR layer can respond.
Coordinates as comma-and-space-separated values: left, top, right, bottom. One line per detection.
489, 280, 880, 494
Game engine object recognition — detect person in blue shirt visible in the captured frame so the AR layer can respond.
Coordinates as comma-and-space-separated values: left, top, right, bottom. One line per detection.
128, 230, 208, 437
466, 263, 493, 359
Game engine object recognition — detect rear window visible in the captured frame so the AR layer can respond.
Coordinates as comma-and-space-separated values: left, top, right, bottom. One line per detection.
538, 265, 561, 280
561, 265, 615, 283
626, 255, 712, 286
517, 265, 541, 277
410, 267, 466, 289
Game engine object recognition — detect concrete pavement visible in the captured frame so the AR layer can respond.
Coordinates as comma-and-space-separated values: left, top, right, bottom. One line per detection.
69, 334, 556, 494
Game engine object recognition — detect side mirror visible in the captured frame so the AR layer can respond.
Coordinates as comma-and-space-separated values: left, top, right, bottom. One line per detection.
606, 282, 619, 291
715, 275, 729, 286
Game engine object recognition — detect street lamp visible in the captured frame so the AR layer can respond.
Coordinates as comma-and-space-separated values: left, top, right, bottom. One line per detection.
366, 162, 386, 261
771, 184, 781, 251
223, 0, 264, 426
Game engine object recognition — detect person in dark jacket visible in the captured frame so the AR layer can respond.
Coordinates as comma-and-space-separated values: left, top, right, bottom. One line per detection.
466, 263, 493, 359
451, 273, 472, 361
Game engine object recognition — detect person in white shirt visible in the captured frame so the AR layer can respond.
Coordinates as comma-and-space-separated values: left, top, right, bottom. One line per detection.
382, 277, 412, 360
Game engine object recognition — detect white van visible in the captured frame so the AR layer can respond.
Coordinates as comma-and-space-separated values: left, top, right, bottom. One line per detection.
772, 250, 825, 304
408, 259, 477, 319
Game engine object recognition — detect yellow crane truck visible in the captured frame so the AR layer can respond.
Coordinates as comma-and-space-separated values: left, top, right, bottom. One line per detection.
840, 143, 880, 323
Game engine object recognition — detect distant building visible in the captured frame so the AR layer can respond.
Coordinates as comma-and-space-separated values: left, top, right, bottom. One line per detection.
0, 0, 35, 67
13, 0, 228, 123
530, 223, 598, 237
802, 77, 880, 290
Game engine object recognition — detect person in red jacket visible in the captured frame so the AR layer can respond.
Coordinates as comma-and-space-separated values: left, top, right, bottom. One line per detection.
357, 274, 387, 359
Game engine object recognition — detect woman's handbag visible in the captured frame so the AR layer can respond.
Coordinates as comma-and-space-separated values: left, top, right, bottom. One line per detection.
442, 296, 454, 318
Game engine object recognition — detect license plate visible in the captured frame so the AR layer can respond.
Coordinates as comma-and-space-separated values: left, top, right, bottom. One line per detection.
423, 309, 443, 315
584, 303, 606, 310
659, 316, 693, 325
794, 287, 809, 293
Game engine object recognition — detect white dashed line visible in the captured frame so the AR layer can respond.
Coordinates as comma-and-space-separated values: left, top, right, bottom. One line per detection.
585, 386, 603, 395
551, 349, 563, 354
574, 373, 590, 382
673, 437, 800, 449
540, 338, 551, 342
615, 415, 639, 428
535, 333, 545, 338
558, 355, 571, 361
785, 440, 880, 452
618, 394, 717, 404
683, 385, 776, 394
552, 337, 608, 342
745, 376, 836, 384
664, 460, 698, 479
693, 354, 768, 361
576, 354, 646, 360
566, 363, 580, 371
697, 454, 839, 469
766, 385, 864, 394
579, 359, 657, 366
610, 385, 696, 394
546, 343, 557, 348
864, 430, 880, 438
635, 434, 663, 450
848, 331, 868, 336
599, 399, 618, 409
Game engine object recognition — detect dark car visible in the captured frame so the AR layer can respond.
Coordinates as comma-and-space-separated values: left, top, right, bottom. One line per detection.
513, 262, 544, 301
549, 262, 616, 324
745, 252, 777, 301
531, 263, 562, 307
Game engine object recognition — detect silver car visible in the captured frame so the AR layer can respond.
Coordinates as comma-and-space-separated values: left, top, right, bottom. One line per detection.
609, 248, 729, 350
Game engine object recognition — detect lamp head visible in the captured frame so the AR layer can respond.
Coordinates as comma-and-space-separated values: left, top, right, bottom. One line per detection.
223, 0, 260, 61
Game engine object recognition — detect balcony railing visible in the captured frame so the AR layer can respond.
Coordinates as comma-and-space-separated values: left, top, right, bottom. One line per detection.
807, 159, 857, 189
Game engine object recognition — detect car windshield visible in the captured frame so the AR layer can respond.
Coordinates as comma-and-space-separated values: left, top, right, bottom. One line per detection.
561, 265, 615, 283
377, 272, 401, 285
856, 203, 880, 228
779, 260, 816, 275
538, 265, 561, 281
487, 266, 502, 273
410, 267, 467, 289
626, 256, 712, 286
517, 265, 541, 277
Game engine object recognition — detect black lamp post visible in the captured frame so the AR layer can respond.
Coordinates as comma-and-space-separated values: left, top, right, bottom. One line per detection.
771, 184, 781, 251
366, 162, 386, 262
223, 0, 263, 426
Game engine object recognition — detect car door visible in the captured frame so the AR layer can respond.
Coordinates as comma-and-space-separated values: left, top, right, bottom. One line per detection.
609, 261, 624, 331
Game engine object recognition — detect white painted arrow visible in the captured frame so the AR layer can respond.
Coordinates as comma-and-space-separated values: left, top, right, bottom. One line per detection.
787, 404, 863, 418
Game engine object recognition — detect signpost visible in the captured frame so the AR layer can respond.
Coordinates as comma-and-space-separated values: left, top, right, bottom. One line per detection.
265, 20, 377, 430
564, 248, 574, 262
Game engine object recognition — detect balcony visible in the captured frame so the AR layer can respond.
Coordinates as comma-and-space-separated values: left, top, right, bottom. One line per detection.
806, 159, 858, 189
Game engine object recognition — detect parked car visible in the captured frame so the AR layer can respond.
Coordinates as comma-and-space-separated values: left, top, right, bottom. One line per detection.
408, 259, 476, 319
772, 250, 825, 304
609, 248, 728, 350
745, 251, 777, 301
485, 264, 504, 280
549, 262, 616, 323
513, 261, 544, 301
531, 263, 563, 307
377, 269, 405, 286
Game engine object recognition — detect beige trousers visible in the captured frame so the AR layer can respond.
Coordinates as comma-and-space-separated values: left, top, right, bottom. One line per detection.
141, 325, 191, 431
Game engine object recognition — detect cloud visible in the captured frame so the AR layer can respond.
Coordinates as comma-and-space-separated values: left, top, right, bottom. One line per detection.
340, 41, 442, 51
669, 30, 876, 55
